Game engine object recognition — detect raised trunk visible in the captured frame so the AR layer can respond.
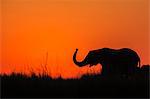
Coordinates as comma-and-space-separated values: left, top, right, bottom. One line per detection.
73, 49, 88, 67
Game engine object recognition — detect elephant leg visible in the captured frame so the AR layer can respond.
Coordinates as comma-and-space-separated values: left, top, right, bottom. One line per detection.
101, 66, 108, 75
101, 64, 112, 76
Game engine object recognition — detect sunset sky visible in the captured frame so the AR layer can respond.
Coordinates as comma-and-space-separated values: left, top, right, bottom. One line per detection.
1, 0, 149, 78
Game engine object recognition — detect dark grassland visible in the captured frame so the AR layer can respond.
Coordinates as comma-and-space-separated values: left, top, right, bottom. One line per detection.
1, 65, 149, 98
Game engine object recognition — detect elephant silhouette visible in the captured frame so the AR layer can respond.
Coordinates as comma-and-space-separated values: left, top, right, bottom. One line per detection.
73, 48, 141, 75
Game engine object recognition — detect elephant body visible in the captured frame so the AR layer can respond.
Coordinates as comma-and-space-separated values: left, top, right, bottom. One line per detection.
73, 48, 141, 75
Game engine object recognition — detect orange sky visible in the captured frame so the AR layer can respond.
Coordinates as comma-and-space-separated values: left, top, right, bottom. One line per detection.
1, 0, 149, 78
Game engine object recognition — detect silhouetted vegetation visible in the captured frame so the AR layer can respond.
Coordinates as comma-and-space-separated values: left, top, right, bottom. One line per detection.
1, 65, 149, 98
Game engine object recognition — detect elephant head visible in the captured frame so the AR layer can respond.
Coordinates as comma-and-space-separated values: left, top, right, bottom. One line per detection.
73, 49, 100, 67
73, 48, 141, 75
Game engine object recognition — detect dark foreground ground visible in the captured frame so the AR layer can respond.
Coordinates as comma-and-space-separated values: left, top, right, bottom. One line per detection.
1, 66, 150, 98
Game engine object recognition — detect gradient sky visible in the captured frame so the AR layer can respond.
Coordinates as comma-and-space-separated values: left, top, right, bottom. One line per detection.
1, 0, 149, 78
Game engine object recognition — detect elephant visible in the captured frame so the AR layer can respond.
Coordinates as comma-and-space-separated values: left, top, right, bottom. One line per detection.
73, 48, 141, 75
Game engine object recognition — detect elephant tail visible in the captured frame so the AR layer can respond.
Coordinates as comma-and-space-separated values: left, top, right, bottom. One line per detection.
138, 58, 141, 68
